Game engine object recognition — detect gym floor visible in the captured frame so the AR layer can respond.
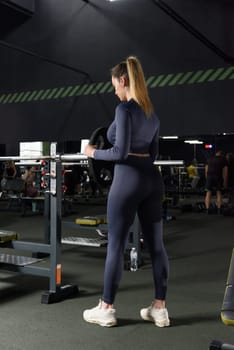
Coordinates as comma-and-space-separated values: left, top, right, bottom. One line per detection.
0, 199, 234, 350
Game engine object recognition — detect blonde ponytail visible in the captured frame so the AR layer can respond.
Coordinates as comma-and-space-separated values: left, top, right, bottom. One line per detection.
126, 56, 153, 117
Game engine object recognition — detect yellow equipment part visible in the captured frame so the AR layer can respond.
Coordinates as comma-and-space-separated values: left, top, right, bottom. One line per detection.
0, 230, 18, 243
75, 216, 107, 226
221, 248, 234, 325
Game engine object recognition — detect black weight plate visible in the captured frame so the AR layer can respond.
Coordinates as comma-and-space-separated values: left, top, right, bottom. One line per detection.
88, 127, 114, 188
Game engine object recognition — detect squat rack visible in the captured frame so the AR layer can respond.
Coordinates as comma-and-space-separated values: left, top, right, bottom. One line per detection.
0, 142, 87, 303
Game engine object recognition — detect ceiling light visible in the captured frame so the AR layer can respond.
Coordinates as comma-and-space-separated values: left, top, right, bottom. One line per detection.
184, 140, 203, 144
154, 160, 184, 165
162, 136, 178, 140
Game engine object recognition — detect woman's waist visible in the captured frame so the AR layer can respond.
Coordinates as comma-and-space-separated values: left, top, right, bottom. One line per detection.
128, 152, 150, 158
116, 155, 157, 170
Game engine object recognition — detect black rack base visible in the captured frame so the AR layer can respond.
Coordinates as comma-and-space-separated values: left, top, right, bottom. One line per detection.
41, 284, 79, 304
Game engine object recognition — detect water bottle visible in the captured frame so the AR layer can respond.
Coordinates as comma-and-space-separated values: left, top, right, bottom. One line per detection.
130, 247, 138, 271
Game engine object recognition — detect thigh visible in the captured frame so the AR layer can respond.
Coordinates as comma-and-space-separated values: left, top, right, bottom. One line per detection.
138, 196, 164, 252
137, 169, 164, 223
107, 165, 139, 245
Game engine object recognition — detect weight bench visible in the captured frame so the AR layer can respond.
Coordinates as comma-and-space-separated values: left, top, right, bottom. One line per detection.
0, 230, 43, 267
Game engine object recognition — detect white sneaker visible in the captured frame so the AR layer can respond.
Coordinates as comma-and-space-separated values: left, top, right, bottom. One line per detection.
83, 300, 117, 327
140, 304, 170, 327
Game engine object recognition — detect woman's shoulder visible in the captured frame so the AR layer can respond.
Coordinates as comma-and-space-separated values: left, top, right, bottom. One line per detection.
116, 100, 159, 124
115, 101, 132, 116
116, 100, 129, 110
115, 99, 139, 114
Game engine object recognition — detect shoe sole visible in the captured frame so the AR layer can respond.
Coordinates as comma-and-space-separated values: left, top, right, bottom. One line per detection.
141, 313, 170, 327
155, 320, 170, 327
83, 317, 117, 327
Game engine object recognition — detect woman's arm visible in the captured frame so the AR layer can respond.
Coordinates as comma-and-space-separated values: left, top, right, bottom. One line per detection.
85, 104, 131, 161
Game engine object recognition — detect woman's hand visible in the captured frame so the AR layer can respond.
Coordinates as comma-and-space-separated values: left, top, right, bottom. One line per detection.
84, 144, 96, 158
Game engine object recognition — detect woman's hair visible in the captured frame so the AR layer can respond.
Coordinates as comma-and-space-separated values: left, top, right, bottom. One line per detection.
111, 56, 153, 117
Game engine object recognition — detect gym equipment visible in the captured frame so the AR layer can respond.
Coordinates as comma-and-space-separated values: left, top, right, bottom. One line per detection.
61, 236, 108, 247
195, 201, 206, 212
221, 248, 234, 325
0, 253, 42, 266
62, 215, 108, 247
0, 144, 80, 303
75, 216, 107, 226
209, 340, 234, 350
0, 230, 18, 243
88, 127, 114, 188
1, 177, 25, 193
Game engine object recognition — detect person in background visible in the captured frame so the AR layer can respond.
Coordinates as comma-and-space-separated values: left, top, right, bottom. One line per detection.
83, 56, 170, 328
187, 159, 200, 189
3, 160, 17, 179
205, 150, 228, 214
1, 160, 18, 194
22, 165, 38, 197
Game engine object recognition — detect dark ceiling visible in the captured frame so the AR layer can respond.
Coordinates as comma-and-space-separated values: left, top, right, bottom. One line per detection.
0, 0, 233, 143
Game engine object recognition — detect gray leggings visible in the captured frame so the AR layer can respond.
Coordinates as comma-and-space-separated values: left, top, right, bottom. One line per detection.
102, 157, 169, 304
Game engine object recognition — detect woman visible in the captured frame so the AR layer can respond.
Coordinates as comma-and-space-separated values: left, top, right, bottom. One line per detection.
83, 56, 170, 328
3, 160, 17, 178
